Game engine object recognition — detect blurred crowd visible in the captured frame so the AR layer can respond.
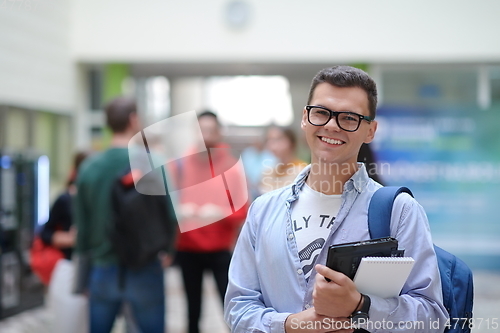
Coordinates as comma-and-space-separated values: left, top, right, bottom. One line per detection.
32, 97, 308, 333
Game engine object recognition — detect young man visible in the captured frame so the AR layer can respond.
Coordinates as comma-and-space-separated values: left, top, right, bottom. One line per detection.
74, 97, 176, 333
224, 66, 447, 333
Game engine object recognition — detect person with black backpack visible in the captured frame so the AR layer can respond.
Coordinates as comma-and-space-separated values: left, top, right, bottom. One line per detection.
74, 97, 176, 333
224, 66, 454, 333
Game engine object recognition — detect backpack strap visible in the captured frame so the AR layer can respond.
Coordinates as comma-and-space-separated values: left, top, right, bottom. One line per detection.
368, 186, 414, 239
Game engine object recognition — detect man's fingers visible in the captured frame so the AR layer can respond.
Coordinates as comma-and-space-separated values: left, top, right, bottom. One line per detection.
315, 264, 350, 285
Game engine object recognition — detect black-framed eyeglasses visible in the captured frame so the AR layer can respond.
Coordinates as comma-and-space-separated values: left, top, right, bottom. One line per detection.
305, 105, 373, 132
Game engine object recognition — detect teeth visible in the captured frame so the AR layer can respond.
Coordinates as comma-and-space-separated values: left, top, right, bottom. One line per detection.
321, 137, 344, 145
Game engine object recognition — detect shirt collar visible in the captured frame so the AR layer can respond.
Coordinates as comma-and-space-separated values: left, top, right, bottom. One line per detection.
288, 163, 370, 203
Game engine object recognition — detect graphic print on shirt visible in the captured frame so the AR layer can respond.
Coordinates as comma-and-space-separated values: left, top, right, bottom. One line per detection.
293, 214, 337, 281
291, 183, 342, 282
298, 238, 325, 279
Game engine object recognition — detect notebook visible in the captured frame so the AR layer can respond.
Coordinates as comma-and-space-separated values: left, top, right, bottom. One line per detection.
353, 257, 415, 298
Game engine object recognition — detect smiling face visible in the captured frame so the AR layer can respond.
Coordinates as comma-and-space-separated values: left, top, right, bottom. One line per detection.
301, 83, 377, 166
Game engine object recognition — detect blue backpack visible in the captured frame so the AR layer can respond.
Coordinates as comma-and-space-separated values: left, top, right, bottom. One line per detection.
368, 186, 474, 333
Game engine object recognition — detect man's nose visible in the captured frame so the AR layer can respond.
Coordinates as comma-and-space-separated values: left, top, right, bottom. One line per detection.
323, 115, 341, 132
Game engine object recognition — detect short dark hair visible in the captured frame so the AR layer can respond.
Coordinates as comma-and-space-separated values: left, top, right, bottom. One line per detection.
307, 66, 378, 119
198, 110, 220, 126
105, 97, 137, 133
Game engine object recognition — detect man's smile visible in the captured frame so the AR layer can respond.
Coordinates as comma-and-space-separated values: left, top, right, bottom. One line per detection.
319, 136, 345, 146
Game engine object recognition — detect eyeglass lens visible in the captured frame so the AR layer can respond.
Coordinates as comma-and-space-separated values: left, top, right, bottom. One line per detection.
308, 107, 361, 131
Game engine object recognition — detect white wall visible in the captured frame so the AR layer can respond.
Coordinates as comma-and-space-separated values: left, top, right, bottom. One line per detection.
72, 0, 500, 63
0, 0, 74, 112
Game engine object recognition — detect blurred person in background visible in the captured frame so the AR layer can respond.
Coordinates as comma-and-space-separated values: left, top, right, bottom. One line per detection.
241, 135, 276, 200
173, 111, 248, 333
40, 151, 89, 259
358, 143, 384, 185
74, 97, 173, 333
259, 125, 307, 194
37, 151, 90, 333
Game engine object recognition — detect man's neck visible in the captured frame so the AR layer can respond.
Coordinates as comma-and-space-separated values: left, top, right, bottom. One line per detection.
110, 131, 133, 148
306, 160, 359, 195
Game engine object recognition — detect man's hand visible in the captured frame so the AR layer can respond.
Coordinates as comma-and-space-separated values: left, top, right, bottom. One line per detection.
179, 203, 197, 220
285, 308, 353, 333
313, 264, 361, 318
158, 252, 173, 268
52, 227, 77, 248
198, 203, 226, 221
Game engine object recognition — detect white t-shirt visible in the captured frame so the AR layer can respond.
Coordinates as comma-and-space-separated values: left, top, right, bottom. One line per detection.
291, 183, 342, 281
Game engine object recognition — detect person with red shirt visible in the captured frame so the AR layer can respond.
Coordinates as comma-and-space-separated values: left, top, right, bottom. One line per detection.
174, 111, 248, 333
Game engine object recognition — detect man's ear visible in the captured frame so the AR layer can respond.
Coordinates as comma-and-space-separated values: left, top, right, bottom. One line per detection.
363, 120, 377, 144
300, 108, 307, 130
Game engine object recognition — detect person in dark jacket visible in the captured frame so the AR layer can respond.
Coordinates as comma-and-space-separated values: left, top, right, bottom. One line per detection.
74, 97, 176, 333
40, 151, 89, 259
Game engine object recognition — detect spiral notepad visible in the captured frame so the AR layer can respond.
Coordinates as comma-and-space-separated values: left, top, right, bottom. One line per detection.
353, 257, 415, 298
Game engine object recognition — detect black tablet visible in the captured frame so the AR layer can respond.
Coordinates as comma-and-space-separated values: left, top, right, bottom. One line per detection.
325, 237, 404, 280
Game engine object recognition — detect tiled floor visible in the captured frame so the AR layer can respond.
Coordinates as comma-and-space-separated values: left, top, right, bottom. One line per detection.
0, 266, 229, 333
0, 268, 499, 333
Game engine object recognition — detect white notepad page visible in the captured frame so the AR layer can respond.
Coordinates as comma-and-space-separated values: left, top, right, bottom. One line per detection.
353, 257, 415, 298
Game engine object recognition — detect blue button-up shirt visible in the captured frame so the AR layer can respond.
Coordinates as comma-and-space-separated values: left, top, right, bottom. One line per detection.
224, 164, 447, 332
